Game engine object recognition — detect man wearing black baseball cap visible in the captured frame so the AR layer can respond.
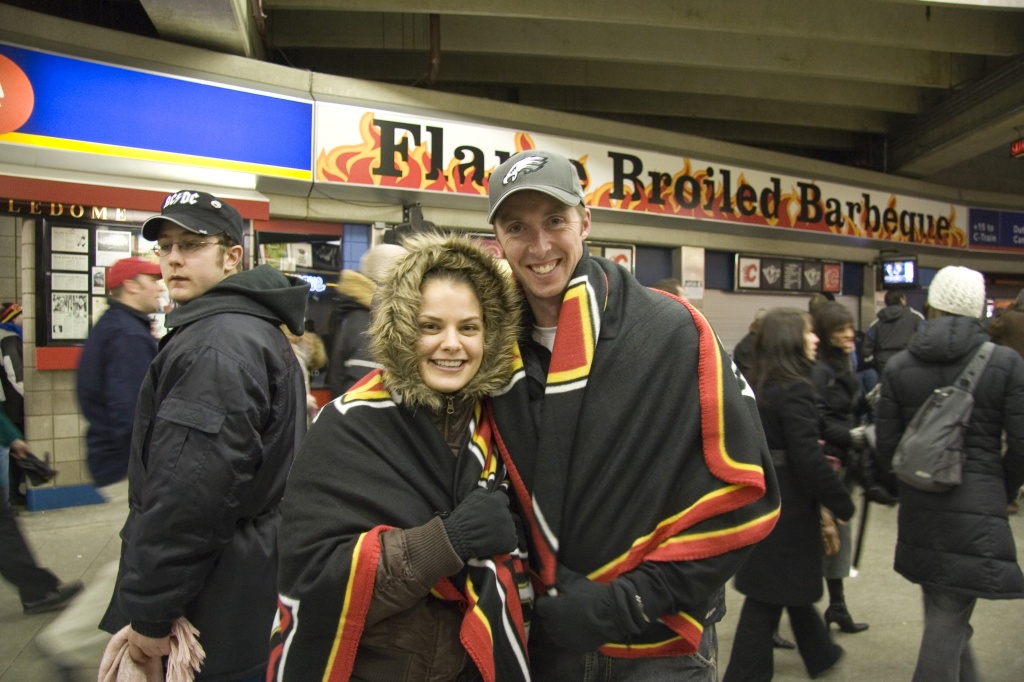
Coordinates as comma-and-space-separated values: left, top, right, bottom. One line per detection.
486, 151, 780, 681
100, 190, 310, 680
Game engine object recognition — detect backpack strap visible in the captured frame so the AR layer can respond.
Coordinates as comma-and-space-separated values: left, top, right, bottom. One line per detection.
955, 341, 994, 394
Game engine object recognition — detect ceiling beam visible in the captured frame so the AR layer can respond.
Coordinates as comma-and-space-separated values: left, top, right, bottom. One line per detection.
262, 0, 1024, 56
289, 49, 926, 114
515, 85, 892, 134
265, 12, 981, 89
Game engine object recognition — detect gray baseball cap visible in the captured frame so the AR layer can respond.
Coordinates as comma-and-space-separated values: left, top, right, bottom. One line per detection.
487, 151, 585, 224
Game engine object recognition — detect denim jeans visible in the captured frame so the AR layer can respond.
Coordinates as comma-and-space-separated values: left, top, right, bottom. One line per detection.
913, 587, 979, 682
531, 624, 718, 682
0, 445, 9, 506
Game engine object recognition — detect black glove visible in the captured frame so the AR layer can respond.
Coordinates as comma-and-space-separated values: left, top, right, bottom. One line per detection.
532, 565, 650, 654
441, 488, 518, 561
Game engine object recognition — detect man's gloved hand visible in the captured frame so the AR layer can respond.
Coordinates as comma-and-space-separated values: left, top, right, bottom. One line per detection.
533, 565, 650, 654
441, 488, 518, 561
849, 425, 867, 449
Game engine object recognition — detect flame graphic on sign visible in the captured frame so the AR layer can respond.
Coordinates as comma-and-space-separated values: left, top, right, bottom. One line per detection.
317, 114, 542, 196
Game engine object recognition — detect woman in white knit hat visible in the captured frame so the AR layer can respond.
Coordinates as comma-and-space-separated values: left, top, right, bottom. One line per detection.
874, 265, 1024, 682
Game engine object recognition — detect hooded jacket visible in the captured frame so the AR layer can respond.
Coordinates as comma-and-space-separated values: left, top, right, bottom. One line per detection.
326, 269, 376, 398
273, 235, 528, 682
102, 265, 310, 681
876, 315, 1024, 599
864, 303, 923, 374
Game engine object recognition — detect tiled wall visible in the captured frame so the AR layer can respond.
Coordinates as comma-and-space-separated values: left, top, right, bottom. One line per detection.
7, 218, 90, 491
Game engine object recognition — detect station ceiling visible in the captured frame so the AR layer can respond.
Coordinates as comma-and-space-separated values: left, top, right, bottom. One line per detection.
9, 0, 1024, 198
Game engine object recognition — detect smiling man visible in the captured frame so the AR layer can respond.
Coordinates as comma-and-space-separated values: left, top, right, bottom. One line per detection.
99, 191, 310, 681
487, 151, 781, 681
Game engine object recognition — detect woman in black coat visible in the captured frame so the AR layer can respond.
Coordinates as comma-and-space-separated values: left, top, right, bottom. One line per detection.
811, 301, 870, 633
724, 308, 854, 682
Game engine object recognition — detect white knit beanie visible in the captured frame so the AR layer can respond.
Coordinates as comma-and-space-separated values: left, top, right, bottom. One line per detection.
927, 266, 985, 318
358, 243, 407, 284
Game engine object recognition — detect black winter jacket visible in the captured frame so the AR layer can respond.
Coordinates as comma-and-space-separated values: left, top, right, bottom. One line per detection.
76, 301, 158, 486
876, 315, 1024, 599
735, 379, 853, 606
864, 304, 923, 374
101, 266, 309, 681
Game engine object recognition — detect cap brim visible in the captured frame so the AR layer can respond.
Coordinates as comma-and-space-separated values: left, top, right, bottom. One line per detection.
487, 185, 584, 224
141, 215, 225, 241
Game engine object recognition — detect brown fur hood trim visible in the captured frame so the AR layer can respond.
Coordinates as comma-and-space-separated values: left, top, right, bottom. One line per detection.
369, 233, 521, 410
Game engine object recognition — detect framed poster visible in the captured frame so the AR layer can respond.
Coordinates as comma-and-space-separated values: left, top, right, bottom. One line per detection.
822, 263, 843, 293
50, 293, 89, 340
782, 260, 803, 291
801, 262, 823, 292
95, 229, 132, 267
737, 256, 761, 289
51, 226, 89, 253
760, 258, 783, 290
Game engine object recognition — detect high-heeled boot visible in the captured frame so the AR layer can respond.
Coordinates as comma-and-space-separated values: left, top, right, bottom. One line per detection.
824, 602, 869, 633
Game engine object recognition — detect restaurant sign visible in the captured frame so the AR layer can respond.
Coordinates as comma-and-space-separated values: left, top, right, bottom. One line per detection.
316, 102, 968, 249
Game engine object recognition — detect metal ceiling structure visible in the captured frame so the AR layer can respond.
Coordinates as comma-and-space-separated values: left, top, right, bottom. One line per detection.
8, 0, 1024, 198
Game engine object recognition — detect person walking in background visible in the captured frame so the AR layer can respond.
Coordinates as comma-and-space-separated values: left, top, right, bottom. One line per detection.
723, 307, 853, 681
486, 150, 780, 681
987, 288, 1024, 360
99, 190, 310, 681
77, 258, 164, 492
733, 309, 767, 381
810, 300, 871, 635
273, 234, 526, 680
651, 277, 686, 299
326, 242, 407, 398
36, 257, 165, 677
282, 323, 327, 423
0, 302, 26, 507
987, 288, 1024, 513
863, 288, 924, 376
876, 266, 1024, 682
0, 409, 83, 615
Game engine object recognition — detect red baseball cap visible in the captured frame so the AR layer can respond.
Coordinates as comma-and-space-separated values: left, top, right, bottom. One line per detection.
106, 258, 162, 293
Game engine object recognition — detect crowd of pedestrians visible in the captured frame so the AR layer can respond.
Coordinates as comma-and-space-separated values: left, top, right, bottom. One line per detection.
2, 155, 1023, 682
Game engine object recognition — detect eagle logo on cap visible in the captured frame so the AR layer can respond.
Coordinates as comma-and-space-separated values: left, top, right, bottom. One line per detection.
503, 155, 547, 185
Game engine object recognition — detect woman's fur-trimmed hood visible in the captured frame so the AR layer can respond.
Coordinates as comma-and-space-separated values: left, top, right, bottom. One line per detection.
369, 233, 520, 410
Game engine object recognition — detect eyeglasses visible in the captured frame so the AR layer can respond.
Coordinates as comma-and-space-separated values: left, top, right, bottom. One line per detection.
153, 238, 221, 257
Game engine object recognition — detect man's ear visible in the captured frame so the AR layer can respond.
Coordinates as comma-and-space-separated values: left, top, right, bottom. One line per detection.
223, 244, 244, 271
580, 207, 592, 239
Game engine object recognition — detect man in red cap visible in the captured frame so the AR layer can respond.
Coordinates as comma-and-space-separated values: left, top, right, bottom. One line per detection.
36, 257, 164, 675
79, 257, 164, 491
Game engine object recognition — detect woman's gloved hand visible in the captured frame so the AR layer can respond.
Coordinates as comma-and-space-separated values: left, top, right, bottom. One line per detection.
440, 488, 518, 561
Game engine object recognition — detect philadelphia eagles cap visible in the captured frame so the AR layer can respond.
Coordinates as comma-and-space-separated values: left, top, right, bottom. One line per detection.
142, 190, 244, 244
487, 151, 586, 223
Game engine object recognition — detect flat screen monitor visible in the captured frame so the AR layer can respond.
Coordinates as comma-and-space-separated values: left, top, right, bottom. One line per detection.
880, 256, 917, 288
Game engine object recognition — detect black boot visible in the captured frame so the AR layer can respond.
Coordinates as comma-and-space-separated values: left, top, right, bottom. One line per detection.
824, 603, 868, 633
772, 630, 796, 649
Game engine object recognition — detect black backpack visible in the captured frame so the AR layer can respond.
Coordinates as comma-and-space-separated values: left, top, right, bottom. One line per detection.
891, 342, 994, 493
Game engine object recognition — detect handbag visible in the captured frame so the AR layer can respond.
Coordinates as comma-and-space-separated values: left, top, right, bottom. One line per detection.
820, 507, 840, 557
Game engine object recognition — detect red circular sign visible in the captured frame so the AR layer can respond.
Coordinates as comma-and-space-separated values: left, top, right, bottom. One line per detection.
0, 54, 34, 135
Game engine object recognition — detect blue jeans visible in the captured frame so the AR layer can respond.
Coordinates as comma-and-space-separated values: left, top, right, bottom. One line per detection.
531, 624, 718, 682
913, 587, 979, 682
0, 445, 9, 506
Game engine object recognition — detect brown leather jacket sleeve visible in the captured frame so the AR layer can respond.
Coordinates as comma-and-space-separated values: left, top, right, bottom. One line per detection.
365, 516, 464, 627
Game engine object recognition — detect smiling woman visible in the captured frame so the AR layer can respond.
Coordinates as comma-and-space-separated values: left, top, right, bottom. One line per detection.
273, 233, 531, 682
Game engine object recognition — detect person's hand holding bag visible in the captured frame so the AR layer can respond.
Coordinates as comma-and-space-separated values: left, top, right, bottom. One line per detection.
441, 487, 518, 561
533, 565, 650, 654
